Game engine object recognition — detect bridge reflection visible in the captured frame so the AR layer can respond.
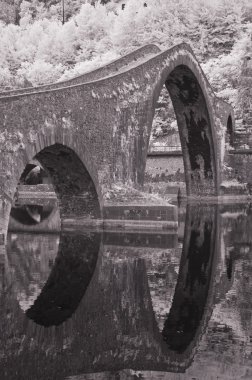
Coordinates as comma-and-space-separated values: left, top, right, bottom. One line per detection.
10, 203, 56, 226
0, 204, 226, 379
9, 159, 60, 232
162, 205, 218, 354
6, 231, 101, 326
25, 232, 101, 326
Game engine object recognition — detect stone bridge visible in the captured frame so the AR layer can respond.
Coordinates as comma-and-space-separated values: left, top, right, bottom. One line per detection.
0, 43, 234, 234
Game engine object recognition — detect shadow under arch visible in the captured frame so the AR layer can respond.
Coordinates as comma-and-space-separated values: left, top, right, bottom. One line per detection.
150, 64, 218, 197
227, 114, 234, 146
11, 230, 102, 327
33, 143, 101, 219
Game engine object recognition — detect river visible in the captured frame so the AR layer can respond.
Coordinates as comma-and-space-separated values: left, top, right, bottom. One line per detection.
1, 202, 252, 379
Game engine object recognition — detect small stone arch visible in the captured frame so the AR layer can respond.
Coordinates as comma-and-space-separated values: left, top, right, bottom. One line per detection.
150, 60, 218, 197
34, 143, 101, 220
4, 133, 102, 237
227, 114, 234, 145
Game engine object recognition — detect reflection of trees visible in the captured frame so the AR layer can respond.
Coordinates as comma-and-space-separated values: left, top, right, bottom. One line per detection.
187, 205, 252, 380
145, 246, 182, 330
6, 233, 59, 311
213, 205, 252, 339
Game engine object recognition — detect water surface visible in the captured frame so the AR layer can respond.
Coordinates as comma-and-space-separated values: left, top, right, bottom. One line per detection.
1, 203, 252, 379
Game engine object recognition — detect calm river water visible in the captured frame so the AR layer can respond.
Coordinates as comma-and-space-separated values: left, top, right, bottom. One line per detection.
1, 203, 252, 379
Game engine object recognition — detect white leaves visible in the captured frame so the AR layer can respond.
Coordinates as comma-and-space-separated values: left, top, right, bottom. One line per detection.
17, 60, 64, 86
0, 0, 251, 91
202, 30, 252, 108
0, 67, 12, 88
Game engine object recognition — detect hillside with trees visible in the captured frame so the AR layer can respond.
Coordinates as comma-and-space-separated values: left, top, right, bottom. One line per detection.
0, 0, 251, 118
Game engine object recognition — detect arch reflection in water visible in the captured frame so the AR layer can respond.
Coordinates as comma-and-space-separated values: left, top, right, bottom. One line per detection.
7, 230, 101, 327
10, 204, 55, 226
10, 160, 56, 227
161, 204, 218, 356
0, 204, 220, 378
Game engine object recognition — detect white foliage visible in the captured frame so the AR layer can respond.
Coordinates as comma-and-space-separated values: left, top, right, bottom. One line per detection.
0, 0, 251, 91
202, 29, 252, 108
17, 59, 64, 86
0, 66, 13, 88
74, 3, 115, 60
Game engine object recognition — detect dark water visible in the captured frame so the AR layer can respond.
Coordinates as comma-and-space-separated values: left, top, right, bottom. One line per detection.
1, 203, 252, 379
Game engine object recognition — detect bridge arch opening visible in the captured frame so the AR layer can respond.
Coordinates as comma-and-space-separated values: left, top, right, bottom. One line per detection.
34, 143, 101, 219
227, 115, 233, 146
146, 64, 217, 197
145, 85, 185, 197
9, 143, 101, 230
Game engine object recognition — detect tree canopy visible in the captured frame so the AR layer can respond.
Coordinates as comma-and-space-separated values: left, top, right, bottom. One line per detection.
0, 0, 251, 113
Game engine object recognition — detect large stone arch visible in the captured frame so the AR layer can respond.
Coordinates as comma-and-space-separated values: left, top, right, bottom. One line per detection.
148, 55, 220, 196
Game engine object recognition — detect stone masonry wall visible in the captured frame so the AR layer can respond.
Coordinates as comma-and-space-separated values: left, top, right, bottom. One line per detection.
0, 43, 233, 234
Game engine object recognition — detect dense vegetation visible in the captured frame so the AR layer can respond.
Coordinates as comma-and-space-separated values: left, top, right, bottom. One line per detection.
0, 0, 251, 116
